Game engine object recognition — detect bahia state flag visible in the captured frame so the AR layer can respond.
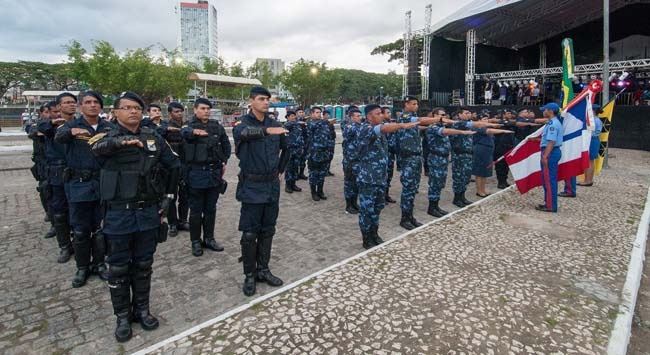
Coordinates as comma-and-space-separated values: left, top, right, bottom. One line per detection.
505, 80, 603, 194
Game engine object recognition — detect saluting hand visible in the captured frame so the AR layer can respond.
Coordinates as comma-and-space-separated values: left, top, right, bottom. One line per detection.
167, 127, 181, 132
401, 122, 418, 129
265, 127, 288, 135
51, 118, 66, 126
463, 130, 476, 135
121, 139, 144, 148
193, 129, 209, 136
71, 128, 91, 137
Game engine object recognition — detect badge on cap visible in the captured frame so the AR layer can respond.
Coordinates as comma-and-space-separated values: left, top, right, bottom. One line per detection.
147, 140, 157, 151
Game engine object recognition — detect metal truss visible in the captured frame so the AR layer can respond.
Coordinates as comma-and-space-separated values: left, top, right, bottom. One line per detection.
421, 4, 432, 100
465, 29, 477, 106
402, 10, 411, 98
475, 59, 650, 80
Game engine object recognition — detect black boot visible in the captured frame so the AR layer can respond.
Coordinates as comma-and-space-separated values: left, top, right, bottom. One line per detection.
410, 213, 423, 228
72, 268, 91, 288
460, 192, 473, 206
189, 214, 203, 256
44, 225, 56, 239
285, 181, 293, 193
202, 212, 224, 252
351, 196, 360, 211
71, 230, 91, 287
453, 193, 465, 208
291, 182, 302, 192
91, 231, 108, 281
362, 232, 377, 250
399, 212, 416, 230
427, 200, 447, 218
497, 179, 510, 189
345, 198, 358, 214
168, 224, 178, 237
256, 231, 283, 287
310, 185, 320, 201
385, 188, 396, 203
241, 232, 257, 296
317, 183, 327, 200
371, 228, 384, 245
131, 260, 159, 331
298, 167, 308, 180
108, 265, 132, 343
53, 213, 73, 263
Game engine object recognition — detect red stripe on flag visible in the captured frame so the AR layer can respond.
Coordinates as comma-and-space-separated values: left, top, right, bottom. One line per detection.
505, 140, 541, 166
514, 171, 542, 194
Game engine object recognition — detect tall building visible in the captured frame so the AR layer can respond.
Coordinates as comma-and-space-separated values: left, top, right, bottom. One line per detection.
178, 1, 218, 68
255, 58, 286, 96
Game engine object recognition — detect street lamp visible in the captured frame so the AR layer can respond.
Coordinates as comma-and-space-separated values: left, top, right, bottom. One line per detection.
379, 86, 384, 105
310, 67, 319, 75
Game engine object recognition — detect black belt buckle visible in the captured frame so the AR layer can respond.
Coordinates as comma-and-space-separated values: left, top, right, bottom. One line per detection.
127, 201, 146, 210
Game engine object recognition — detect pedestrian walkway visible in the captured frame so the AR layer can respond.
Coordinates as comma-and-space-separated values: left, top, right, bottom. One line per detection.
136, 149, 650, 355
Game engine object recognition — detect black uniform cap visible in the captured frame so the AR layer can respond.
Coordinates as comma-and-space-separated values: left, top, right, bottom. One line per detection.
286, 110, 296, 117
55, 92, 77, 105
147, 103, 161, 112
250, 86, 271, 98
167, 102, 184, 112
404, 95, 419, 103
79, 90, 103, 108
194, 98, 213, 108
117, 91, 145, 109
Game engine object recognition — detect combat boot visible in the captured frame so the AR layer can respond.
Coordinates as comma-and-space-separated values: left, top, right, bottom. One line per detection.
256, 232, 283, 286
385, 188, 396, 203
202, 212, 224, 252
351, 196, 360, 211
53, 214, 73, 263
460, 192, 473, 206
453, 193, 465, 208
409, 213, 423, 228
241, 233, 258, 296
427, 200, 447, 218
243, 273, 256, 296
298, 167, 308, 180
91, 231, 108, 281
189, 214, 203, 256
362, 232, 377, 249
399, 212, 416, 230
168, 224, 178, 237
371, 228, 384, 245
44, 226, 56, 239
108, 267, 132, 343
285, 181, 293, 193
131, 260, 159, 331
310, 185, 320, 201
345, 198, 358, 214
317, 183, 327, 200
497, 179, 510, 189
291, 182, 302, 192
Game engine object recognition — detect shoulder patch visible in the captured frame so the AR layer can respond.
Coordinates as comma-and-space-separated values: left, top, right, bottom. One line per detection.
88, 132, 107, 145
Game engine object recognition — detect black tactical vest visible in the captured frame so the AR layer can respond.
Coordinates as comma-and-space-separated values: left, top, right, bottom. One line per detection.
184, 120, 226, 165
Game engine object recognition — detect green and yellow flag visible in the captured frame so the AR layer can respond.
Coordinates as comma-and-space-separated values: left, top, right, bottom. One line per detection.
561, 38, 575, 107
594, 100, 615, 175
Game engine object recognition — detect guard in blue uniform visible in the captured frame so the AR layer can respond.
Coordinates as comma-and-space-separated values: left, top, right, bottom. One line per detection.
233, 86, 289, 296
295, 108, 309, 180
306, 107, 331, 201
90, 91, 181, 342
38, 93, 77, 264
395, 96, 437, 230
28, 103, 56, 238
158, 102, 189, 236
449, 108, 476, 208
282, 110, 304, 193
536, 103, 563, 212
341, 107, 362, 214
55, 90, 112, 287
425, 108, 475, 217
324, 110, 336, 176
180, 98, 231, 257
383, 107, 398, 203
354, 104, 417, 249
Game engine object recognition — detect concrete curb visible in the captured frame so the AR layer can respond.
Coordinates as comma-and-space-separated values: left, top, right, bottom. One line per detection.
607, 186, 650, 354
131, 187, 514, 354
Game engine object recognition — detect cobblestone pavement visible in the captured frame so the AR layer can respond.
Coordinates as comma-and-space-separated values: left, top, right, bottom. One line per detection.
1, 147, 648, 354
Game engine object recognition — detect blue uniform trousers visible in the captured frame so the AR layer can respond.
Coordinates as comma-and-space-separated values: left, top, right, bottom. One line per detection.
541, 147, 562, 211
358, 183, 385, 234
426, 155, 449, 201
398, 156, 422, 213
451, 153, 473, 193
563, 177, 577, 196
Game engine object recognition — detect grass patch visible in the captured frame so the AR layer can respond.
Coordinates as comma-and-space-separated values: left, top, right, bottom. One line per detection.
545, 317, 558, 327
561, 291, 577, 299
498, 295, 507, 304
559, 306, 576, 317
608, 308, 619, 320
250, 302, 265, 312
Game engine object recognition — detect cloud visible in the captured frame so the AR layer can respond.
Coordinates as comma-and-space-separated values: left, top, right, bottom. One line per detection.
0, 0, 472, 73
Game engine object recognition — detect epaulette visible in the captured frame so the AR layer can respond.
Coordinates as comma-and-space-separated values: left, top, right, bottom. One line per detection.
235, 121, 242, 126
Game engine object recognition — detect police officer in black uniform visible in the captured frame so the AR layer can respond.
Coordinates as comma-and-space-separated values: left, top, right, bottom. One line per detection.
38, 93, 76, 263
158, 102, 189, 236
491, 109, 516, 188
27, 103, 55, 238
90, 91, 180, 342
55, 90, 112, 287
233, 86, 289, 297
180, 98, 231, 256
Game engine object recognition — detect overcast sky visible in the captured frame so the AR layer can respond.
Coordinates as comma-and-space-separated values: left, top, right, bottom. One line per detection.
0, 0, 474, 74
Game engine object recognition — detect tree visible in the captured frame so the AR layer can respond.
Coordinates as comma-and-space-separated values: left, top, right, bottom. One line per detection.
371, 37, 423, 64
279, 59, 339, 107
247, 60, 276, 88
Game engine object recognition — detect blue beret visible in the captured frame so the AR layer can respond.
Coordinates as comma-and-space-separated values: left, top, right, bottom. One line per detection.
250, 86, 271, 98
79, 90, 103, 108
117, 91, 145, 109
55, 92, 77, 105
194, 98, 212, 108
167, 102, 184, 112
364, 104, 381, 115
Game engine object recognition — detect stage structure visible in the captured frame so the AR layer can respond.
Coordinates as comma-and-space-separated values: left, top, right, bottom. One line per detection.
402, 0, 650, 106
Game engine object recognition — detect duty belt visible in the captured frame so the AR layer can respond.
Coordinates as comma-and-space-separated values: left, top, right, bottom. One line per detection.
188, 163, 221, 170
239, 172, 278, 183
107, 200, 158, 210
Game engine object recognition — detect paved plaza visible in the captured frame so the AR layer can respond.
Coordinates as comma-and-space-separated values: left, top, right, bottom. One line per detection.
0, 139, 648, 354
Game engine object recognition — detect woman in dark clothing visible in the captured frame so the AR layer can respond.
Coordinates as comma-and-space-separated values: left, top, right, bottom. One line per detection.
472, 115, 514, 197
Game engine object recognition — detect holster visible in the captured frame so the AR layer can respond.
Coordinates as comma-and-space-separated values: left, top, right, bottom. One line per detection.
157, 221, 169, 243
216, 180, 228, 195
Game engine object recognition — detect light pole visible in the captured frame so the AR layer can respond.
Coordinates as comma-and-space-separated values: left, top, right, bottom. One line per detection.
309, 67, 319, 106
379, 86, 384, 105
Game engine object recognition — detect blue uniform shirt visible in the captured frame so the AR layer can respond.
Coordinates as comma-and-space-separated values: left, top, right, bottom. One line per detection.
540, 116, 563, 148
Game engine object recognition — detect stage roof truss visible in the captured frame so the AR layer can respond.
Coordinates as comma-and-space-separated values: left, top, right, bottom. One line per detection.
475, 59, 650, 80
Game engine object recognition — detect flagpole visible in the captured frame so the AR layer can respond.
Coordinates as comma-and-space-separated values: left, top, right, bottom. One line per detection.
602, 0, 610, 168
